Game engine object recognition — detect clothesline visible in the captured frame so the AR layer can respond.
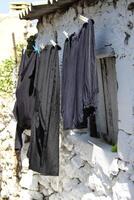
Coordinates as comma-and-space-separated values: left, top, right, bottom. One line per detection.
33, 15, 90, 53
32, 14, 114, 59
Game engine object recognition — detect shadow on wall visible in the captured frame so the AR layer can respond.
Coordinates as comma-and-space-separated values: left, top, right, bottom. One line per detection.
19, 131, 120, 199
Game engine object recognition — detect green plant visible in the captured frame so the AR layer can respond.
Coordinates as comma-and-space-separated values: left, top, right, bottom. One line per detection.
0, 42, 26, 98
0, 58, 15, 97
0, 36, 36, 98
112, 144, 118, 152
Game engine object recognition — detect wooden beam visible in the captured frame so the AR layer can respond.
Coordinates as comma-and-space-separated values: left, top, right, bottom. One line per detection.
20, 0, 78, 20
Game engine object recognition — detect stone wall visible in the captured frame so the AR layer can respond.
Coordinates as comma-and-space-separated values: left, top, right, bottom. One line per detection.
0, 0, 134, 199
0, 97, 20, 200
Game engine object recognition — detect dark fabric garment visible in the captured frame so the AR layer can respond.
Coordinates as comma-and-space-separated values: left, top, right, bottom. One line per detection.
28, 45, 60, 176
13, 51, 28, 121
89, 113, 98, 137
74, 20, 98, 125
13, 52, 39, 150
62, 19, 98, 132
18, 50, 29, 77
61, 33, 79, 129
87, 106, 98, 138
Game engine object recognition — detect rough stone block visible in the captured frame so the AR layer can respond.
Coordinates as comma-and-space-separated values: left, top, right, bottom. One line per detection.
7, 178, 20, 196
60, 183, 90, 200
49, 193, 62, 200
112, 172, 134, 200
88, 174, 107, 196
38, 175, 52, 189
1, 183, 9, 199
21, 157, 29, 171
20, 189, 43, 200
71, 154, 85, 169
20, 171, 38, 191
39, 185, 49, 196
50, 177, 62, 192
109, 159, 119, 176
0, 122, 5, 132
63, 136, 74, 151
118, 130, 134, 162
68, 133, 93, 162
62, 178, 80, 192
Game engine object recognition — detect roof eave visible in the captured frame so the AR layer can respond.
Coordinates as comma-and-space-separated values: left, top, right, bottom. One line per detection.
19, 0, 78, 20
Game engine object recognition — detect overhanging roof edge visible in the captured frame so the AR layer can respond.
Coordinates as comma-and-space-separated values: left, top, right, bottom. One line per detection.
19, 0, 79, 20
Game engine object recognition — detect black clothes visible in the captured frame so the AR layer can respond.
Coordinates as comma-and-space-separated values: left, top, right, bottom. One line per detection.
18, 50, 29, 78
74, 20, 98, 125
88, 106, 98, 137
28, 45, 60, 176
62, 33, 78, 129
13, 52, 39, 150
62, 19, 99, 133
13, 18, 98, 176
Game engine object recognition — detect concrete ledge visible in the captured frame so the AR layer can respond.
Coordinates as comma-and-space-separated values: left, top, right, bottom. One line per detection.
65, 131, 117, 176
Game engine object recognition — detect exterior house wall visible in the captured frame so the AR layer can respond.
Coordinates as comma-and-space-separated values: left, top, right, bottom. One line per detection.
0, 0, 134, 199
36, 0, 134, 137
34, 0, 134, 199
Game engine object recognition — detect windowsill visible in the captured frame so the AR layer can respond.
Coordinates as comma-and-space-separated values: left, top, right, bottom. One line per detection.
65, 130, 118, 176
65, 129, 116, 151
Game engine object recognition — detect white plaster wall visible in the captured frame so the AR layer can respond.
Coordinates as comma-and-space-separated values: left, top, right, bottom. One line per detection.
35, 0, 134, 199
36, 0, 134, 135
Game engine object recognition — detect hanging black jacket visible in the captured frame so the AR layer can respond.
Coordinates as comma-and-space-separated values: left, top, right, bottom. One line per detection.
13, 51, 39, 150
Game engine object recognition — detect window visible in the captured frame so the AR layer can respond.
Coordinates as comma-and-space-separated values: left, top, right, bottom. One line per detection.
96, 57, 118, 145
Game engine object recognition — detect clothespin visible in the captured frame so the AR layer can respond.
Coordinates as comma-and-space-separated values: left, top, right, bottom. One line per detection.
79, 15, 89, 23
50, 40, 62, 50
33, 45, 40, 54
22, 48, 26, 54
50, 40, 57, 47
63, 31, 69, 39
70, 130, 75, 136
40, 43, 45, 50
